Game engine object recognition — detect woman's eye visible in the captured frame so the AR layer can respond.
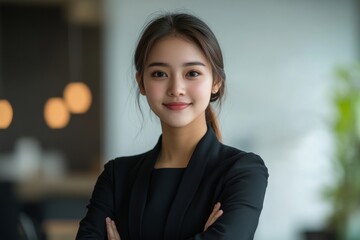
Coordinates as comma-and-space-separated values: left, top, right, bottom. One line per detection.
187, 71, 200, 77
152, 71, 167, 78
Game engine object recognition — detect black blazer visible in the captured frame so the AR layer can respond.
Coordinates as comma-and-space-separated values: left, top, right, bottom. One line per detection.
76, 128, 268, 240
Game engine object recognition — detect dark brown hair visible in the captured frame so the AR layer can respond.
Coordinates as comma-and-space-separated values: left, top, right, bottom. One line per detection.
134, 12, 226, 139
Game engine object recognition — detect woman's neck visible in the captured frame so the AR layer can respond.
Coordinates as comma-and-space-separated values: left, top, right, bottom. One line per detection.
155, 120, 208, 169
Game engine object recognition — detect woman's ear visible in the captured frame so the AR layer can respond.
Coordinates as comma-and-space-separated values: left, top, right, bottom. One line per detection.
212, 80, 221, 95
136, 72, 146, 95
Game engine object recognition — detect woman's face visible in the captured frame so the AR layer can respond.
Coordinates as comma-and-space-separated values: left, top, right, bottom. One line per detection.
137, 36, 218, 129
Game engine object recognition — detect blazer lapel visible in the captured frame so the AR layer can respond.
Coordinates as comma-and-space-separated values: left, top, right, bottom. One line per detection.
128, 137, 161, 240
164, 127, 221, 240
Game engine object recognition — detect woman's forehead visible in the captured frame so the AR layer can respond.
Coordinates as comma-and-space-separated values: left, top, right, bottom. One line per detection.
145, 36, 209, 66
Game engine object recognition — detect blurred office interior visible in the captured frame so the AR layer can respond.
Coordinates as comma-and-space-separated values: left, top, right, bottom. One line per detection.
0, 0, 359, 239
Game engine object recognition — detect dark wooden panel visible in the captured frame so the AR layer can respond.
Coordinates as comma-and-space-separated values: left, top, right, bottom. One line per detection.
0, 4, 102, 172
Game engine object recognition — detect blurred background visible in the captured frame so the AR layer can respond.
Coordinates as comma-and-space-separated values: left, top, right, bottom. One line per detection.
0, 0, 359, 239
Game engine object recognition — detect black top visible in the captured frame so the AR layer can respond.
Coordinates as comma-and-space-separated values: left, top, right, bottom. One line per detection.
142, 168, 185, 239
76, 127, 269, 240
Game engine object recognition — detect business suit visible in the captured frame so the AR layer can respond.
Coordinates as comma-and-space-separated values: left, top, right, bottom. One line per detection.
76, 127, 268, 240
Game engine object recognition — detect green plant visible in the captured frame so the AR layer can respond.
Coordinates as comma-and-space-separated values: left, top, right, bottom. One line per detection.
325, 63, 360, 239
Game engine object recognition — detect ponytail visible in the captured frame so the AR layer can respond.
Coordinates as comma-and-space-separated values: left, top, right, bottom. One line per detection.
206, 105, 222, 141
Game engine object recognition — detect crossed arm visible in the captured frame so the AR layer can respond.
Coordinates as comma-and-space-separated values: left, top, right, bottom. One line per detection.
105, 202, 224, 240
77, 154, 268, 240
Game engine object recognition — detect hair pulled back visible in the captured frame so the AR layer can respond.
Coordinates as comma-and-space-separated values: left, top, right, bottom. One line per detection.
134, 12, 225, 139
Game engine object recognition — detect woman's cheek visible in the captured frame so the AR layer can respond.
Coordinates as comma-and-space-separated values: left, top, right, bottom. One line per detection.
144, 84, 165, 110
145, 82, 163, 98
192, 81, 213, 99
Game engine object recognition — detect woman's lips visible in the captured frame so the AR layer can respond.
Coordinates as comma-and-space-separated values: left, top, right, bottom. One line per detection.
163, 102, 191, 110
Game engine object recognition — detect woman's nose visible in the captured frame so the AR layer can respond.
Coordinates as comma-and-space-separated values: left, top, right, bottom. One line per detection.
167, 76, 185, 97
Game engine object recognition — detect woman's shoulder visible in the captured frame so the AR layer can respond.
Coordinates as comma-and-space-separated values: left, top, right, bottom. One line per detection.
212, 143, 269, 191
218, 143, 268, 173
104, 150, 151, 171
97, 150, 153, 184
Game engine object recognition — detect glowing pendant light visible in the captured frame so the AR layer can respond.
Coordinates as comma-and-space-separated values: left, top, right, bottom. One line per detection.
44, 97, 70, 129
0, 12, 12, 129
63, 24, 92, 114
63, 81, 92, 113
0, 99, 13, 129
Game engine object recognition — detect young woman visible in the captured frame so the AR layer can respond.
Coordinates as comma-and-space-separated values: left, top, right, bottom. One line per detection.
76, 12, 268, 240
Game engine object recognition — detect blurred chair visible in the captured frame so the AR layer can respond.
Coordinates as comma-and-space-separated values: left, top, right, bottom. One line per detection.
18, 212, 40, 240
0, 181, 19, 239
0, 181, 42, 240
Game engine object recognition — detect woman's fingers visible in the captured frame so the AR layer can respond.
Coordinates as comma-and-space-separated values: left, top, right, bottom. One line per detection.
106, 217, 121, 240
106, 218, 113, 240
204, 202, 223, 231
208, 202, 223, 226
204, 202, 222, 231
208, 202, 220, 222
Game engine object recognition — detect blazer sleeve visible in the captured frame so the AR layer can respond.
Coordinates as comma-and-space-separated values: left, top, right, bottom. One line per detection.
188, 153, 268, 240
76, 160, 115, 240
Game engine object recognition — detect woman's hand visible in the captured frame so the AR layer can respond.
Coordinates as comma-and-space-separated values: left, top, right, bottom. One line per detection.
204, 202, 223, 231
106, 217, 121, 240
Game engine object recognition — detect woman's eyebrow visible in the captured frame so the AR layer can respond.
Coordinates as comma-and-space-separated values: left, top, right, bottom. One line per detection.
147, 62, 169, 67
183, 61, 206, 67
147, 61, 206, 67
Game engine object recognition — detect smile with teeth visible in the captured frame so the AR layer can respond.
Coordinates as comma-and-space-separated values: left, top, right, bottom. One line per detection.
163, 102, 191, 110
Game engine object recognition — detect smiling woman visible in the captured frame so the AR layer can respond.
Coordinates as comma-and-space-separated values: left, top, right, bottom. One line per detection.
76, 12, 268, 240
139, 36, 216, 131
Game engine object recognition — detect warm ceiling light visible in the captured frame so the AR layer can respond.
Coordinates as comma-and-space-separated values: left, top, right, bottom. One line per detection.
44, 98, 70, 129
63, 82, 92, 113
0, 99, 13, 129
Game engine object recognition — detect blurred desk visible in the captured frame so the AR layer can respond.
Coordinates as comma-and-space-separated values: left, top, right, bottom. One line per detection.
15, 174, 98, 240
43, 220, 80, 240
16, 174, 98, 201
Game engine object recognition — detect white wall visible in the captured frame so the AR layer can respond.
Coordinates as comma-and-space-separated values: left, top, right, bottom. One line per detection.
103, 1, 359, 239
